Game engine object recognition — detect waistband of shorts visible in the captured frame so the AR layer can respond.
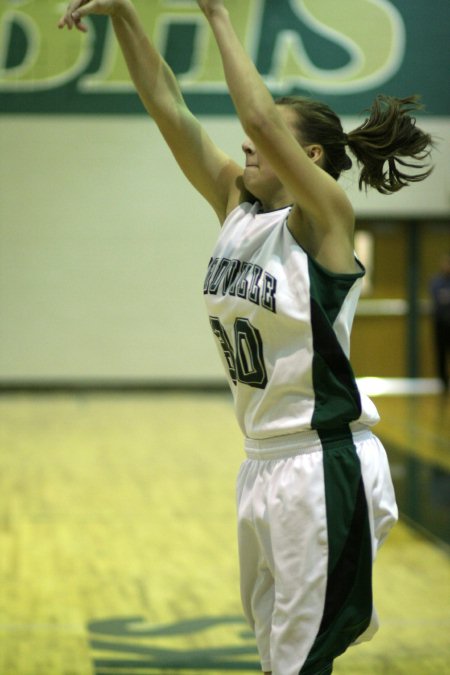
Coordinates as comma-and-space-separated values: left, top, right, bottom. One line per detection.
244, 423, 373, 460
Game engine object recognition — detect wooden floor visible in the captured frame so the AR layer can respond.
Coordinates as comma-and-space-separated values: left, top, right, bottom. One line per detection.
0, 392, 449, 674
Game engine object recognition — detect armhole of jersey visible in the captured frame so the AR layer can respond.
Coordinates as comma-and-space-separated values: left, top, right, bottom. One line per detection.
284, 221, 365, 281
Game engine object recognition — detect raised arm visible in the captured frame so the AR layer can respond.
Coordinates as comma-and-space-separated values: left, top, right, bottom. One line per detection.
197, 1, 356, 269
58, 0, 246, 222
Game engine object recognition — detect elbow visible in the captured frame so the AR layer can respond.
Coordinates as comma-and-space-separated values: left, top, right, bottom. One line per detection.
241, 107, 282, 145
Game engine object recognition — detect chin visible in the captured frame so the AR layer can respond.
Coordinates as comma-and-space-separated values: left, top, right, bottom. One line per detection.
243, 173, 260, 197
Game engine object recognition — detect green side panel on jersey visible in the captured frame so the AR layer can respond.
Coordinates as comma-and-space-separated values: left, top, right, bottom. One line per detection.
300, 428, 373, 674
308, 257, 363, 430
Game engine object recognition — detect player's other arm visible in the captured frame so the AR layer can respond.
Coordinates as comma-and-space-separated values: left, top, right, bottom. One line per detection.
58, 0, 245, 222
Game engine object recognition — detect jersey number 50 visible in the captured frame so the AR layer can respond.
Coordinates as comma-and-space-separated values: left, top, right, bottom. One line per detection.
209, 316, 268, 389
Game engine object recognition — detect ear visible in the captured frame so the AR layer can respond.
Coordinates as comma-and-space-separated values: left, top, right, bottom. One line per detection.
304, 144, 323, 164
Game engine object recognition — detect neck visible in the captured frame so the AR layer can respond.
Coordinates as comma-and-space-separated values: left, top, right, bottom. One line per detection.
258, 190, 293, 213
259, 201, 292, 213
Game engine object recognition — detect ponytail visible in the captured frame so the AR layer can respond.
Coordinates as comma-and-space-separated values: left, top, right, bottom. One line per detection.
347, 95, 433, 194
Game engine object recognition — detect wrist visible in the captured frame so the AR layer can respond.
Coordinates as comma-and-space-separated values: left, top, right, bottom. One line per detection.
111, 0, 135, 21
111, 0, 131, 17
202, 4, 229, 23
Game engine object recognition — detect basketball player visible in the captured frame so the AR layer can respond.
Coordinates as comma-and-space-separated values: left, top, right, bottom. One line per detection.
59, 1, 433, 673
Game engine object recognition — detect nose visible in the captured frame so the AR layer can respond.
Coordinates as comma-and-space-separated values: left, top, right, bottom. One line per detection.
242, 137, 255, 155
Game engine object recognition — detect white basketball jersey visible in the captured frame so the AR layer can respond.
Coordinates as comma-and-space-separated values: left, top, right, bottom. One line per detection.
204, 201, 379, 440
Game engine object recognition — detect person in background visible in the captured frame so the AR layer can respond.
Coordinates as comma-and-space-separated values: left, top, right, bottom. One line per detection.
59, 1, 434, 673
430, 253, 450, 391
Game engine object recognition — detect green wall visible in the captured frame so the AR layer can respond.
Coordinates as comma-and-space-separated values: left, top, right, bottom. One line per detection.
1, 0, 449, 116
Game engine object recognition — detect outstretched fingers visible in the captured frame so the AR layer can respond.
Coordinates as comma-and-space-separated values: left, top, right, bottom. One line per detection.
57, 0, 94, 32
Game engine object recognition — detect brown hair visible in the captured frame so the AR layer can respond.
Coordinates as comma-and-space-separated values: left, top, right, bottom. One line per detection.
275, 94, 433, 194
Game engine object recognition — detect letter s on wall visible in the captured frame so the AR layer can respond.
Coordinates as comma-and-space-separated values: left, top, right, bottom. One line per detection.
266, 0, 406, 94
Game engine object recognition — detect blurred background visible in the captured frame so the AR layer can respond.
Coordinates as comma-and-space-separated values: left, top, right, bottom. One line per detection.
1, 0, 449, 386
0, 2, 449, 673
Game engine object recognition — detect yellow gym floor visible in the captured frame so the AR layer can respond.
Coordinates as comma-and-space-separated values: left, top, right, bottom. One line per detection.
0, 393, 449, 674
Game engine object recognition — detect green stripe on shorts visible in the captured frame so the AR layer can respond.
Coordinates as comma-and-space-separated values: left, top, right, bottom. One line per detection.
300, 427, 373, 674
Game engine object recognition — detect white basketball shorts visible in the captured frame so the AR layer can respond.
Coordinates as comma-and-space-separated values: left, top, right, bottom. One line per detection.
236, 425, 398, 675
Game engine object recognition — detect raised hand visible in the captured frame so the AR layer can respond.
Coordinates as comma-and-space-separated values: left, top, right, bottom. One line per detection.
57, 0, 123, 33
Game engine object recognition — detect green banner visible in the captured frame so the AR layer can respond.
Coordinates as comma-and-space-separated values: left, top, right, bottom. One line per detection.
1, 0, 449, 115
